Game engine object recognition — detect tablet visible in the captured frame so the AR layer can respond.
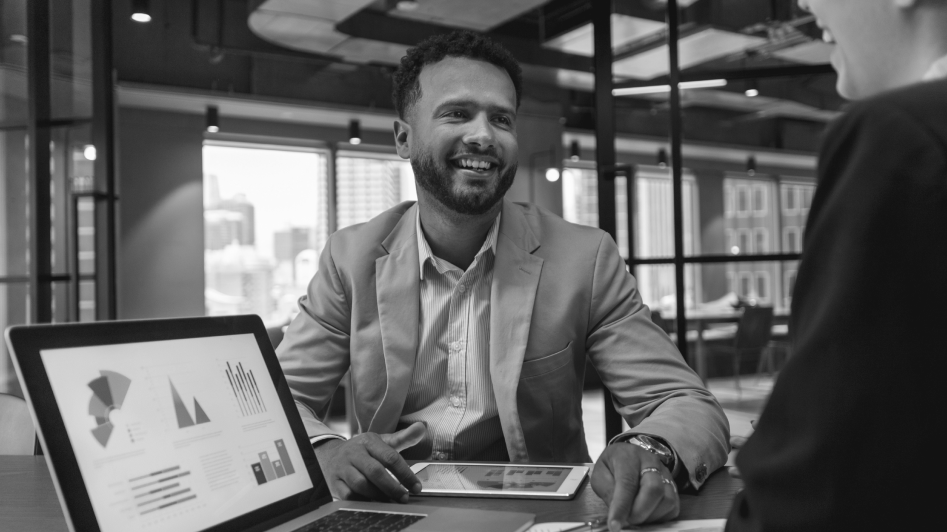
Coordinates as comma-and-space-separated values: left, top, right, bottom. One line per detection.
409, 463, 588, 500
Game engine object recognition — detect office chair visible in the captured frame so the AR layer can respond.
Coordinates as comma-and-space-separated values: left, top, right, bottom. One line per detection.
706, 306, 774, 396
0, 393, 36, 455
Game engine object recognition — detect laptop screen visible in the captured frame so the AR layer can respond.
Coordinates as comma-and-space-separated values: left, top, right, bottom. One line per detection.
39, 333, 314, 532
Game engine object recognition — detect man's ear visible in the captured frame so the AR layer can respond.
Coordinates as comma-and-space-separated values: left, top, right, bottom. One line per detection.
393, 119, 411, 159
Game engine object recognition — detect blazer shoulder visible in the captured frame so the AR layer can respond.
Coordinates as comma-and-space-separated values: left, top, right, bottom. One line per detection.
509, 202, 610, 259
512, 201, 607, 239
324, 201, 415, 265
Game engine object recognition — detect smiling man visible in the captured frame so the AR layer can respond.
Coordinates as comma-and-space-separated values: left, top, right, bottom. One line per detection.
726, 1, 947, 531
277, 31, 728, 530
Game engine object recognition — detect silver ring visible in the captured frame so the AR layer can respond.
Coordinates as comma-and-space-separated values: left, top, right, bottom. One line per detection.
639, 467, 662, 478
662, 477, 678, 492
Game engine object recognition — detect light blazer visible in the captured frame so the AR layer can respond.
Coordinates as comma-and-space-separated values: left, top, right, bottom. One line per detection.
277, 199, 729, 488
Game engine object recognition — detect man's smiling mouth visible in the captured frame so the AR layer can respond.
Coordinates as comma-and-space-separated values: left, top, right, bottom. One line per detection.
450, 157, 498, 172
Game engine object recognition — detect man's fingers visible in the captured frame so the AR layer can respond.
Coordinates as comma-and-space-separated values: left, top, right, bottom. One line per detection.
641, 481, 680, 524
380, 422, 427, 452
342, 464, 399, 502
589, 460, 616, 506
351, 452, 412, 502
366, 439, 422, 494
605, 464, 639, 532
627, 470, 665, 525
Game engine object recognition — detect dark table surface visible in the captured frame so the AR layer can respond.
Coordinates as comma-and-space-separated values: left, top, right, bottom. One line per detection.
0, 456, 742, 531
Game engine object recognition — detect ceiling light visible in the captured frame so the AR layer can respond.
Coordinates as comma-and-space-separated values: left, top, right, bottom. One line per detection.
131, 0, 152, 23
396, 0, 420, 11
206, 106, 220, 133
613, 79, 728, 97
569, 141, 581, 162
83, 144, 97, 161
746, 155, 756, 176
348, 119, 362, 145
657, 148, 668, 168
745, 79, 759, 97
545, 168, 560, 182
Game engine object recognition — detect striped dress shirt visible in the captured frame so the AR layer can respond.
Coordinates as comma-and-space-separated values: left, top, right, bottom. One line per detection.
397, 211, 508, 461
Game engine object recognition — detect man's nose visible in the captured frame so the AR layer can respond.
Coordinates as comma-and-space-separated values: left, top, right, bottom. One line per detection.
463, 114, 496, 149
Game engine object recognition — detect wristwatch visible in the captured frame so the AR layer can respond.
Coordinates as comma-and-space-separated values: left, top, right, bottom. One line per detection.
627, 435, 676, 473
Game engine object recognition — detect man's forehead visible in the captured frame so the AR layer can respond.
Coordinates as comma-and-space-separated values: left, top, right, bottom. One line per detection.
416, 56, 516, 108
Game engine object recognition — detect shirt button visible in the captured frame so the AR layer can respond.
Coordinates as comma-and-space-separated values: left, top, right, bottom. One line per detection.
450, 396, 462, 408
458, 283, 467, 293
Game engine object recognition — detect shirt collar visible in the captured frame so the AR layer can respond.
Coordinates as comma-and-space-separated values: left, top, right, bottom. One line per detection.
923, 54, 947, 81
416, 209, 501, 280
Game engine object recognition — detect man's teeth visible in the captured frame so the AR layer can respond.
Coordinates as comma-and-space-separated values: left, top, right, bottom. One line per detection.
458, 159, 493, 170
822, 29, 835, 44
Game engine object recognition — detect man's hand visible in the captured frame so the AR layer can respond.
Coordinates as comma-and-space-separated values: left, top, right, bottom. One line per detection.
591, 442, 680, 531
314, 422, 427, 503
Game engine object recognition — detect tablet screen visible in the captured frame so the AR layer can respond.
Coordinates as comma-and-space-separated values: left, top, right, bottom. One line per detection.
415, 464, 570, 492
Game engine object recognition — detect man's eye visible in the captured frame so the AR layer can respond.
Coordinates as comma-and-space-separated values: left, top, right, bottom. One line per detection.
446, 111, 466, 119
494, 116, 512, 126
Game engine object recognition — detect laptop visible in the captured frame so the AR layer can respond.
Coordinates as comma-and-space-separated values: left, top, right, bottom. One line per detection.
6, 315, 534, 532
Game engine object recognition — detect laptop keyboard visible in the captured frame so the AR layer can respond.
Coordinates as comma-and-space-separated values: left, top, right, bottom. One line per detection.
292, 509, 427, 532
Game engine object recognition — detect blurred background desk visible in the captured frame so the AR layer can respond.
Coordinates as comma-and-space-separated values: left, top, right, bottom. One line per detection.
657, 308, 790, 383
0, 456, 742, 531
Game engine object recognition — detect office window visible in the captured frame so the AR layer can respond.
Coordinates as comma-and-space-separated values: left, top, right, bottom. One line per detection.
562, 165, 700, 309
739, 272, 753, 298
783, 226, 800, 253
755, 271, 770, 301
739, 229, 751, 254
203, 142, 329, 325
724, 184, 734, 218
737, 185, 750, 217
336, 152, 417, 230
782, 185, 798, 214
752, 184, 768, 216
754, 228, 769, 253
785, 269, 798, 306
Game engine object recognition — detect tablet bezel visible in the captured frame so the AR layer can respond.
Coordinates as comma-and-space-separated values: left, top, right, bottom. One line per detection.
6, 315, 332, 532
409, 462, 589, 500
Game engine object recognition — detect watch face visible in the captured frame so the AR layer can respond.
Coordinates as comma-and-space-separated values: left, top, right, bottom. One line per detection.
637, 436, 673, 464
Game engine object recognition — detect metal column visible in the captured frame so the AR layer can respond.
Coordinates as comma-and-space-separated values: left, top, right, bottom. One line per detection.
91, 0, 118, 320
667, 0, 689, 364
27, 0, 52, 324
592, 0, 624, 441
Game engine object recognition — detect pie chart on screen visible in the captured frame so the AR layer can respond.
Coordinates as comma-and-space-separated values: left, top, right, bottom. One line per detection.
87, 370, 132, 447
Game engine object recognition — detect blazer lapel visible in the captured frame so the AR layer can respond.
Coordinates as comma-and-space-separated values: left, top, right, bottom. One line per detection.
490, 200, 543, 462
369, 204, 421, 433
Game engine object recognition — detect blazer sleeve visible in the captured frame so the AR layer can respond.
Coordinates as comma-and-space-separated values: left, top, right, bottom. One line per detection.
276, 235, 353, 439
726, 96, 947, 531
585, 233, 730, 489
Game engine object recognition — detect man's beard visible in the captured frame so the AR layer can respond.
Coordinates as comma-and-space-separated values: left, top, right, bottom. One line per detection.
411, 150, 516, 216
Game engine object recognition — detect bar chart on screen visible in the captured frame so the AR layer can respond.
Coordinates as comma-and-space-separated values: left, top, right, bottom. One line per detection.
224, 361, 267, 417
245, 439, 296, 485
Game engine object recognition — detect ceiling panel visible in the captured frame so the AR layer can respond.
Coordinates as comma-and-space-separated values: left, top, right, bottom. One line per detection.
613, 28, 767, 79
542, 14, 666, 57
249, 0, 377, 55
254, 0, 375, 22
389, 0, 548, 32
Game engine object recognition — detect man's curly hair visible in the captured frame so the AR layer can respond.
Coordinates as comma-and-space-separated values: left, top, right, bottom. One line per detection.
392, 31, 523, 120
